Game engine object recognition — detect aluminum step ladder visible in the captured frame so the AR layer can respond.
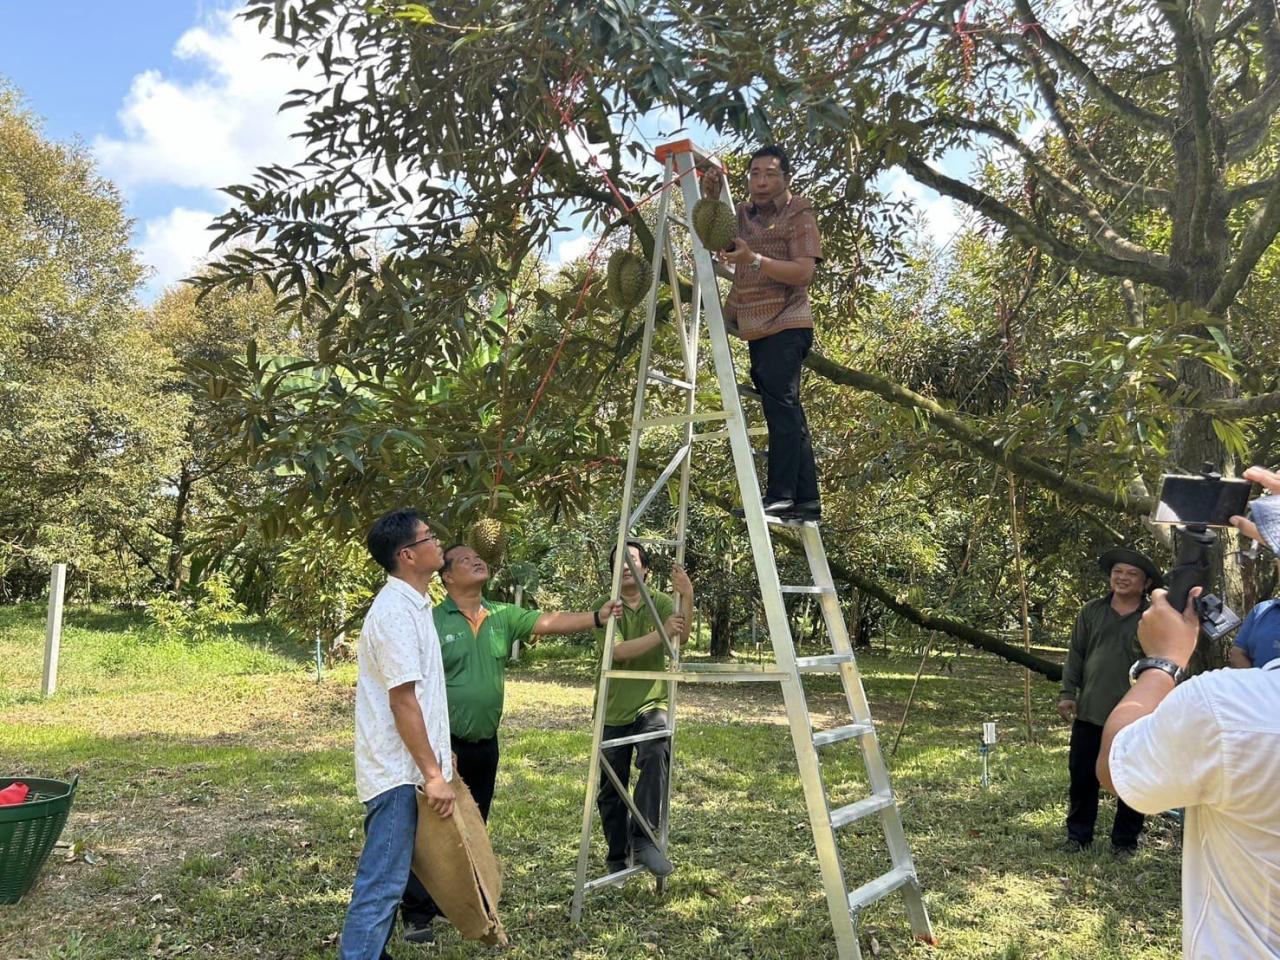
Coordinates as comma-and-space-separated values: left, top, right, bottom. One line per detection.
570, 139, 935, 960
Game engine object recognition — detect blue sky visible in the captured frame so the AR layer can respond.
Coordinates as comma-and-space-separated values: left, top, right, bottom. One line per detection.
2, 1, 966, 302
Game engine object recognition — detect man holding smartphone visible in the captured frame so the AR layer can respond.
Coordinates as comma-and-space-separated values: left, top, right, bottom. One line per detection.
1057, 546, 1161, 856
1098, 465, 1280, 959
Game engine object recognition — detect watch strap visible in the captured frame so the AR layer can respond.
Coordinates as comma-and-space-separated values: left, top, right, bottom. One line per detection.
1129, 656, 1186, 686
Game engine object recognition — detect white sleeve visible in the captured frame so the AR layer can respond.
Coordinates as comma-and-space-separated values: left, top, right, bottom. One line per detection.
367, 603, 425, 691
1109, 678, 1225, 814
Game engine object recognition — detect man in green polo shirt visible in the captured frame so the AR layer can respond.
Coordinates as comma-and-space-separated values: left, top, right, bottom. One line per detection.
401, 543, 620, 942
1057, 546, 1161, 856
593, 540, 694, 878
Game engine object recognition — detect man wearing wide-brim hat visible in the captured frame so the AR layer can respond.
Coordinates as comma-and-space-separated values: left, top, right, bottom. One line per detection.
1056, 546, 1162, 856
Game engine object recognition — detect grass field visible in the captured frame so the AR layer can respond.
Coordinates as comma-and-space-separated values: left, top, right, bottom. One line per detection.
0, 603, 1183, 959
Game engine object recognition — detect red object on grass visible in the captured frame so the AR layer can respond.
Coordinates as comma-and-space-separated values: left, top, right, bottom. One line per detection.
0, 782, 30, 806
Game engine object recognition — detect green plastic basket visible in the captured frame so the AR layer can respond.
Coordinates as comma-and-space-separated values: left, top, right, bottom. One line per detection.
0, 776, 78, 905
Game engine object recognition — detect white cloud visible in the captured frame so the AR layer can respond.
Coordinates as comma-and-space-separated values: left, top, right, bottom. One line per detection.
551, 232, 597, 268
138, 207, 220, 297
880, 168, 965, 248
95, 9, 306, 191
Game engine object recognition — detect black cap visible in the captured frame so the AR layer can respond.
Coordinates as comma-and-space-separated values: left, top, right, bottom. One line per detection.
1099, 547, 1163, 589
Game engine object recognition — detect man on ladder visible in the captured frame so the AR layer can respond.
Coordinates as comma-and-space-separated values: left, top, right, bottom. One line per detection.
592, 541, 694, 878
574, 139, 933, 960
705, 144, 824, 522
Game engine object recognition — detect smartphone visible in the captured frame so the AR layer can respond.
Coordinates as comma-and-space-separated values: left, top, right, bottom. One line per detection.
1152, 475, 1253, 527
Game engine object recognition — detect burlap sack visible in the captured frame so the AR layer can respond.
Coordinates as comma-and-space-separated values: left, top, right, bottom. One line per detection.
410, 777, 506, 945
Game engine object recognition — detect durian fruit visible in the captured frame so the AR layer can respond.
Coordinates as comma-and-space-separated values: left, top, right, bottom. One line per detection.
605, 250, 652, 310
692, 197, 737, 252
468, 517, 508, 566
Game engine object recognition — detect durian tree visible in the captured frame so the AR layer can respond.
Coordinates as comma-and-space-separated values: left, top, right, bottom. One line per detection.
191, 0, 1280, 674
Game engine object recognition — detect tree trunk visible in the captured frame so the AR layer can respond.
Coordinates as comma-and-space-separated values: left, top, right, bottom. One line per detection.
167, 461, 193, 594
709, 595, 733, 659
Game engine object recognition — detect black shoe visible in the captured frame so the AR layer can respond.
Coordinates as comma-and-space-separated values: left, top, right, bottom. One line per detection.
402, 918, 435, 943
737, 382, 762, 402
785, 499, 821, 521
633, 844, 674, 878
1112, 844, 1137, 860
1060, 838, 1090, 854
605, 858, 628, 874
761, 498, 795, 516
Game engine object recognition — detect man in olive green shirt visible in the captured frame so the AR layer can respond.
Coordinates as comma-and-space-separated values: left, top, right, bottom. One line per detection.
401, 543, 619, 942
1057, 546, 1161, 855
593, 541, 694, 878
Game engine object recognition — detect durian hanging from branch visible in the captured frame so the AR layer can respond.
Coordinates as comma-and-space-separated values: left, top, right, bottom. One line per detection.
605, 248, 651, 311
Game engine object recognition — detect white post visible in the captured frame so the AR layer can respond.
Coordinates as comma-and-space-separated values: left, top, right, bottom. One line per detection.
510, 584, 524, 662
42, 563, 66, 697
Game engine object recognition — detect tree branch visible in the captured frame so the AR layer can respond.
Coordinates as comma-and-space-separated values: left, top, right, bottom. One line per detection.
901, 153, 1178, 289
1160, 3, 1218, 248
1010, 39, 1173, 208
769, 524, 1063, 680
931, 113, 1170, 268
803, 352, 1154, 516
1227, 174, 1280, 206
1207, 173, 1280, 312
1197, 391, 1280, 418
1013, 0, 1171, 132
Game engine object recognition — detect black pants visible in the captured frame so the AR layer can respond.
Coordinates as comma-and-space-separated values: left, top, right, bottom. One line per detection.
748, 326, 819, 503
598, 709, 670, 862
1067, 719, 1144, 849
401, 734, 500, 926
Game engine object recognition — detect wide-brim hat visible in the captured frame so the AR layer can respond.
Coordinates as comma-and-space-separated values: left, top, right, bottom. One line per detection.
1099, 547, 1163, 589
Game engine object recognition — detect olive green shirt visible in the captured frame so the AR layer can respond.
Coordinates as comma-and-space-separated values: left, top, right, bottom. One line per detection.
1060, 594, 1146, 726
593, 590, 674, 726
433, 596, 539, 741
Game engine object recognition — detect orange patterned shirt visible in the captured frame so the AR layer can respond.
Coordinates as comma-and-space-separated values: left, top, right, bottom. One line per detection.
723, 194, 823, 341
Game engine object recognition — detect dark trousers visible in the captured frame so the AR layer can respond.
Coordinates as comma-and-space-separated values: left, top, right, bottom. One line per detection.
598, 709, 670, 862
401, 734, 500, 926
1067, 719, 1144, 848
748, 326, 819, 503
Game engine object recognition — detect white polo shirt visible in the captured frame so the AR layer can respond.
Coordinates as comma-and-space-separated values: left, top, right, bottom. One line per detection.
354, 576, 453, 803
1110, 660, 1280, 959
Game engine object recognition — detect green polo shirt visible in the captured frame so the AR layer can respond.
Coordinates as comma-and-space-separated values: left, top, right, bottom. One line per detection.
433, 596, 540, 741
1060, 594, 1145, 726
594, 591, 674, 726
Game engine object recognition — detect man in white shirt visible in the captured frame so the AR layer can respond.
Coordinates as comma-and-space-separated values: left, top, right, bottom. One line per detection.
340, 508, 456, 960
1098, 465, 1280, 959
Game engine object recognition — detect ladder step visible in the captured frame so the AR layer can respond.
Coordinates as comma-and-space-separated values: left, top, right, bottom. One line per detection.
763, 514, 819, 527
646, 371, 694, 391
847, 867, 915, 912
830, 793, 895, 829
693, 425, 768, 442
632, 536, 681, 547
584, 863, 647, 893
795, 654, 856, 673
780, 585, 836, 595
639, 411, 729, 429
600, 728, 672, 750
813, 722, 875, 747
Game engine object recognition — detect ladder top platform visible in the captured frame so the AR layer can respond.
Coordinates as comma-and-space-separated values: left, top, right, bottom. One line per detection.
654, 138, 720, 165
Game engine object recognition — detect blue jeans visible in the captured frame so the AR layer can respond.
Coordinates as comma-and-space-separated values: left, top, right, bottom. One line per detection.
340, 784, 418, 960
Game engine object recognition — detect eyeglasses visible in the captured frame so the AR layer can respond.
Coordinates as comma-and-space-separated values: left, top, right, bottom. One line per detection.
400, 532, 439, 552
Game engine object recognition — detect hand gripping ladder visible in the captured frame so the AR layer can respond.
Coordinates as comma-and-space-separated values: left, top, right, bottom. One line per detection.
570, 140, 935, 960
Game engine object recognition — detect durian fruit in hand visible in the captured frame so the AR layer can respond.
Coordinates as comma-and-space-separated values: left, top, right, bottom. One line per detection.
605, 249, 652, 311
692, 197, 737, 252
468, 517, 508, 566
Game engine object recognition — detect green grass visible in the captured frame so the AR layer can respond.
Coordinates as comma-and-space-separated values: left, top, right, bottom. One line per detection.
0, 604, 1182, 959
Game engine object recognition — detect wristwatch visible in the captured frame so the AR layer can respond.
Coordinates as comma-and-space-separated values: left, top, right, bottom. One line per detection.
751, 252, 763, 270
1128, 657, 1187, 686
593, 609, 603, 629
